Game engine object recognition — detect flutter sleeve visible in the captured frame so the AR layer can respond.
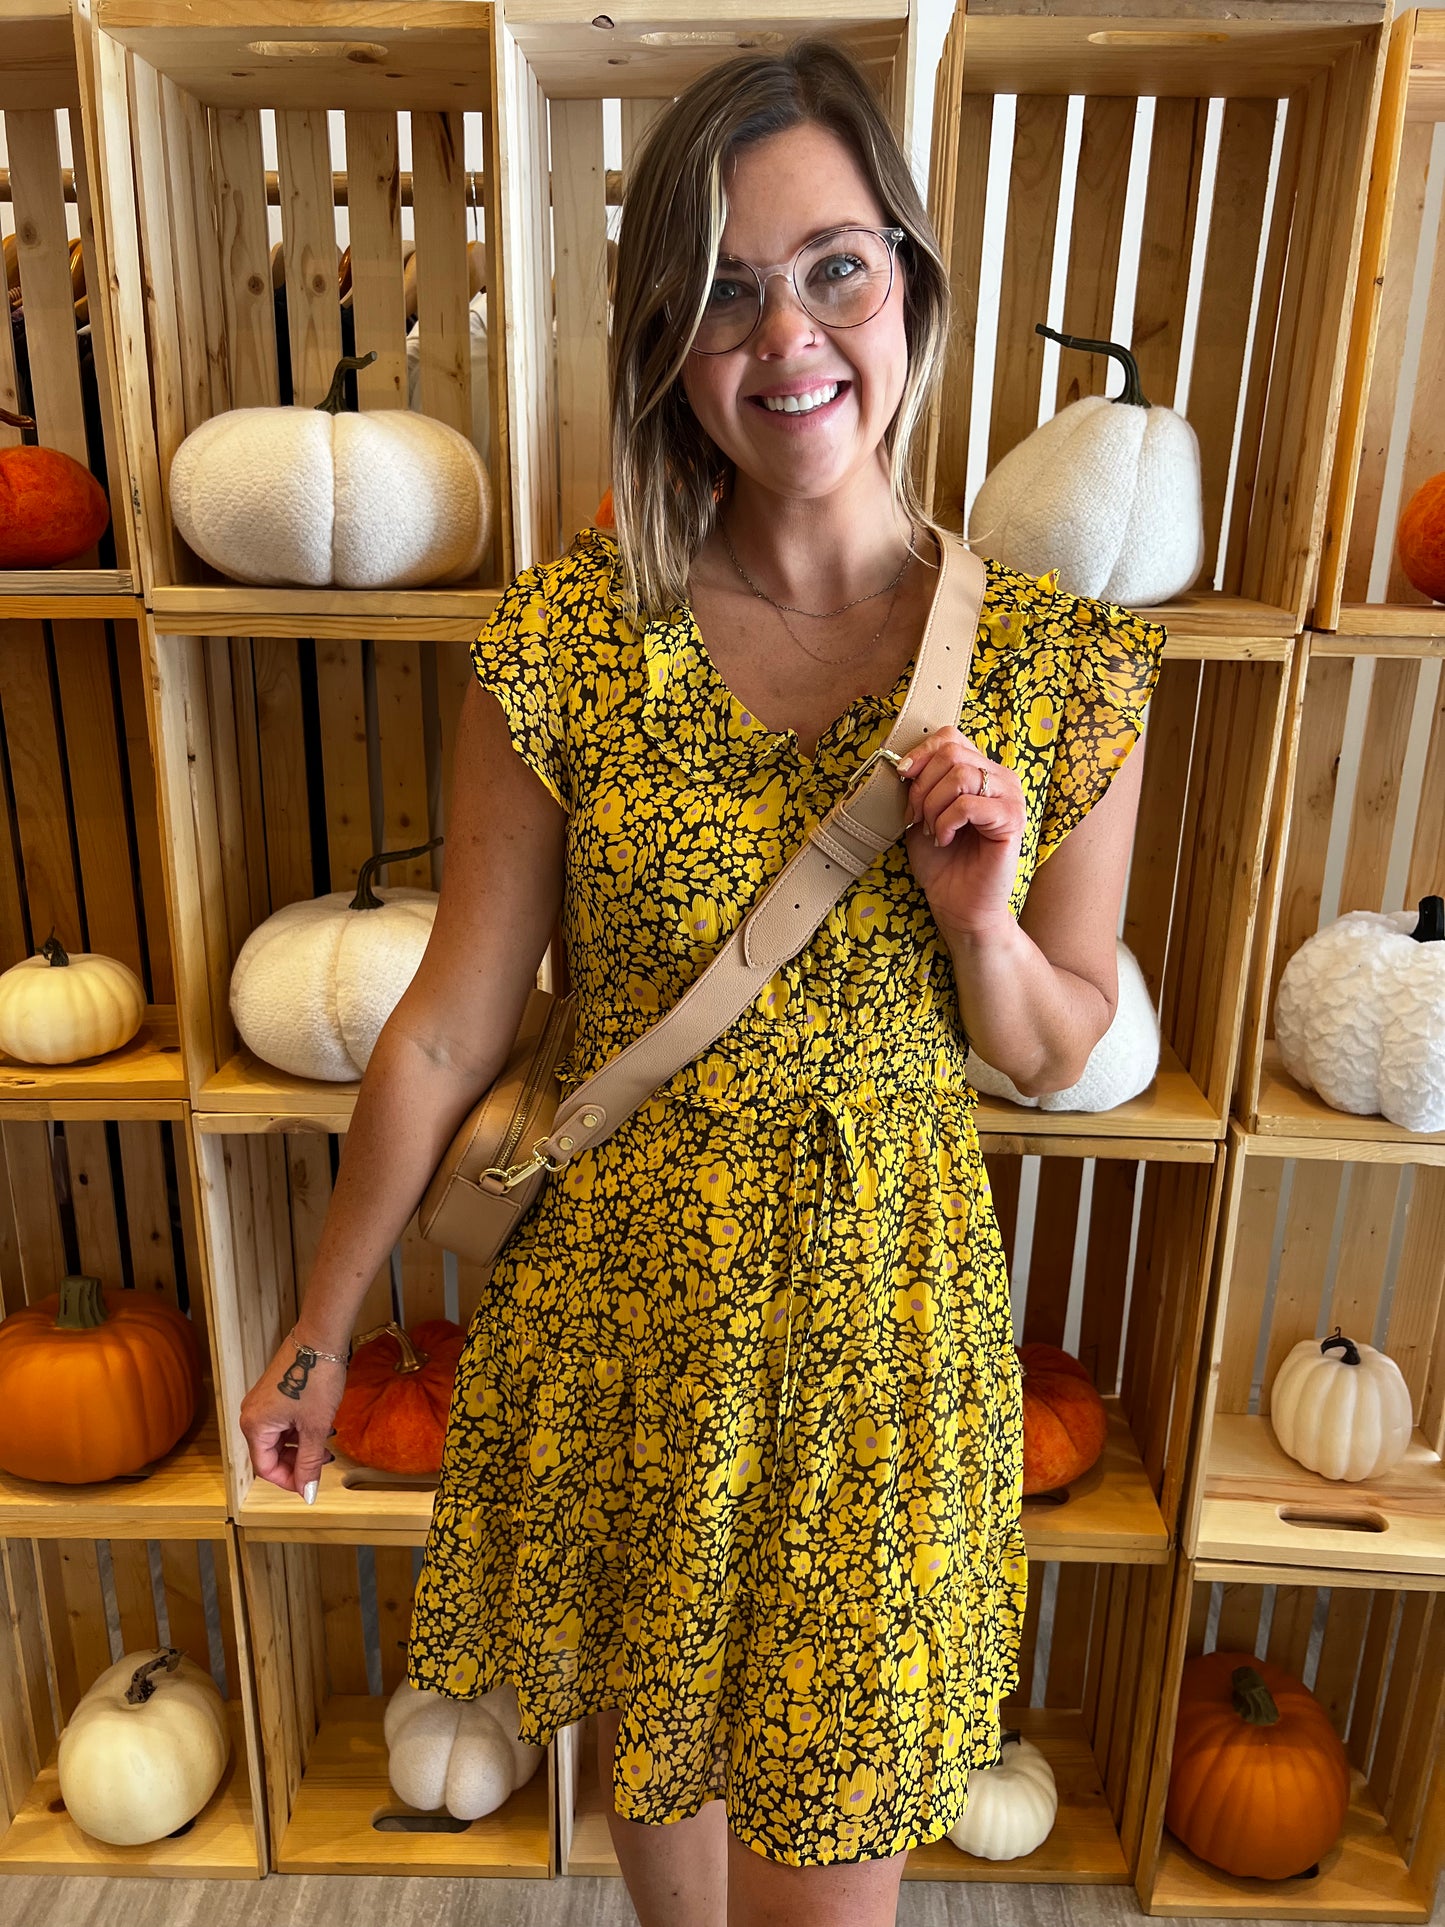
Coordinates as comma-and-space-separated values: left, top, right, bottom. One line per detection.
470, 567, 572, 813
1032, 592, 1169, 869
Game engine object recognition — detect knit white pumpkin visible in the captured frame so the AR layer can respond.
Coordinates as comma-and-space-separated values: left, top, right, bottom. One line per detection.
968, 940, 1159, 1110
408, 290, 490, 463
384, 1678, 544, 1821
170, 352, 491, 588
57, 1648, 231, 1846
1274, 897, 1445, 1133
0, 935, 145, 1064
947, 1731, 1058, 1861
968, 326, 1204, 606
1270, 1329, 1414, 1483
230, 840, 439, 1081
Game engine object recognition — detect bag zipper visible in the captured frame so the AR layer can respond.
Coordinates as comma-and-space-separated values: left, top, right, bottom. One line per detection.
494, 996, 572, 1172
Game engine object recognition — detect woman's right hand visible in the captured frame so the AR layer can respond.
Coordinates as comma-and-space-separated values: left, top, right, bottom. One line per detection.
240, 1332, 347, 1502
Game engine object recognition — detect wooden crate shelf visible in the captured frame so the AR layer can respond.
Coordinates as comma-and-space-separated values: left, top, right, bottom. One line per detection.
238, 1534, 554, 1877
1318, 11, 1445, 636
88, 0, 511, 608
1185, 1122, 1445, 1579
0, 1528, 266, 1878
0, 0, 140, 597
0, 1393, 227, 1538
146, 586, 503, 640
0, 1005, 185, 1115
1136, 1559, 1445, 1920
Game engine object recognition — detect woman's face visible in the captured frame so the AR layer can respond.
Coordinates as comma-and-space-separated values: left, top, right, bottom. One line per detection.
680, 121, 909, 505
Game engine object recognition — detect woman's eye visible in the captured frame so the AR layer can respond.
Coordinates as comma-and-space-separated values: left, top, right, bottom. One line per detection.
810, 252, 866, 288
705, 278, 750, 310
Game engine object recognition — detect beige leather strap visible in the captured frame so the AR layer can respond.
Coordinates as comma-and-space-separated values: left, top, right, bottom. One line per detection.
536, 531, 986, 1170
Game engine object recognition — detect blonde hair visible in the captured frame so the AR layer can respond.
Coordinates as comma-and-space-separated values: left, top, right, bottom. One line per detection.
607, 38, 950, 619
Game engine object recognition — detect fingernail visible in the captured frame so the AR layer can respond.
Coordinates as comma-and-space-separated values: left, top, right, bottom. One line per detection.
303, 1480, 318, 1506
897, 755, 913, 774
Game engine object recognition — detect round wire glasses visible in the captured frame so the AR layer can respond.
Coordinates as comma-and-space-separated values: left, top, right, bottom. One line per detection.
688, 225, 907, 357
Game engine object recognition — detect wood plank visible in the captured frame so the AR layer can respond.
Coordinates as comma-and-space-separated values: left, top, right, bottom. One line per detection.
275, 108, 341, 409
5, 110, 88, 467
1326, 1160, 1402, 1349
372, 642, 434, 889
159, 76, 220, 432
1404, 666, 1445, 912
62, 1120, 124, 1287
1131, 97, 1208, 438
313, 639, 373, 895
50, 619, 145, 979
317, 1545, 368, 1696
1338, 656, 1418, 914
1053, 96, 1133, 415
50, 1537, 112, 1710
212, 106, 278, 410
1269, 652, 1353, 1022
550, 97, 609, 541
1, 1120, 65, 1302
112, 619, 175, 1001
1019, 1158, 1081, 1349
411, 110, 471, 437
1121, 663, 1196, 1011
108, 1537, 159, 1655
158, 1538, 210, 1668
988, 96, 1067, 476
1385, 1165, 1445, 1452
1215, 1154, 1283, 1414
1075, 1158, 1137, 1396
371, 1545, 415, 1694
1386, 151, 1445, 608
931, 90, 991, 529
343, 112, 408, 412
1261, 1160, 1344, 1413
127, 53, 189, 554
0, 622, 82, 952
250, 638, 314, 912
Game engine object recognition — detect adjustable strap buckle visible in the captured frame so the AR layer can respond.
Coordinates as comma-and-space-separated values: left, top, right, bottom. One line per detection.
841, 744, 905, 807
482, 1141, 560, 1191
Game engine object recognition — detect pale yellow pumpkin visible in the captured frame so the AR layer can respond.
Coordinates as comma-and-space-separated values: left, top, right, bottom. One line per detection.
0, 935, 144, 1064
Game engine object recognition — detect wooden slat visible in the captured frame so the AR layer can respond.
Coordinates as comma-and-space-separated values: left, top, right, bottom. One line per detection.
112, 620, 175, 1001
0, 622, 82, 951
317, 1545, 369, 1697
159, 1538, 210, 1667
47, 1537, 112, 1714
117, 1119, 179, 1305
63, 1120, 124, 1287
1337, 657, 1419, 914
251, 638, 314, 912
313, 639, 373, 896
932, 92, 991, 528
411, 109, 471, 437
1265, 1583, 1317, 1680
128, 54, 189, 539
620, 96, 664, 171
1215, 1155, 1283, 1414
343, 111, 408, 413
1213, 1579, 1263, 1657
1053, 97, 1134, 414
1325, 1160, 1401, 1347
5, 110, 88, 467
1019, 1159, 1080, 1349
1385, 1165, 1445, 1451
1, 1539, 55, 1783
109, 1538, 159, 1655
1121, 664, 1196, 1009
0, 1538, 41, 1818
373, 642, 434, 890
212, 106, 278, 410
551, 97, 609, 541
159, 76, 220, 432
1367, 1590, 1432, 1819
988, 96, 1067, 476
1404, 669, 1445, 913
1044, 1561, 1096, 1708
1385, 172, 1445, 607
212, 1538, 241, 1706
1075, 1158, 1137, 1396
1, 1121, 65, 1302
372, 1545, 416, 1695
1261, 1160, 1344, 1413
1130, 97, 1208, 438
276, 108, 342, 409
1311, 1581, 1372, 1734
1269, 652, 1353, 1022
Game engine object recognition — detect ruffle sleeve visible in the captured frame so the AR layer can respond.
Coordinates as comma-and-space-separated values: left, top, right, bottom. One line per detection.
471, 568, 572, 813
1033, 591, 1168, 868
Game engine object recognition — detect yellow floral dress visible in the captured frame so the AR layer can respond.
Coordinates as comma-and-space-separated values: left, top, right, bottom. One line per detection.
407, 527, 1167, 1865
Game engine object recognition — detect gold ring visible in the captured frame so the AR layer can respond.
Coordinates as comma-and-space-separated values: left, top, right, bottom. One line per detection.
978, 767, 991, 797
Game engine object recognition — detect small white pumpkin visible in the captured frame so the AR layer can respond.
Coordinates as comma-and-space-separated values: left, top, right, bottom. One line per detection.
57, 1647, 230, 1846
968, 940, 1159, 1110
385, 1677, 544, 1821
170, 352, 491, 588
1274, 897, 1445, 1133
968, 326, 1204, 606
0, 934, 145, 1064
230, 840, 440, 1081
1270, 1328, 1414, 1483
948, 1729, 1058, 1861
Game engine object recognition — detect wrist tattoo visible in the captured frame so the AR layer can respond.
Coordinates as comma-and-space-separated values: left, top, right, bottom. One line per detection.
278, 1346, 319, 1401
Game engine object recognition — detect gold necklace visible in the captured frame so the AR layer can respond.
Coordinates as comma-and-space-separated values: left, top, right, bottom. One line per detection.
720, 518, 913, 618
767, 567, 907, 668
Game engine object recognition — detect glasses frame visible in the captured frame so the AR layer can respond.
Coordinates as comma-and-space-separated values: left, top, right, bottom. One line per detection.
687, 224, 908, 357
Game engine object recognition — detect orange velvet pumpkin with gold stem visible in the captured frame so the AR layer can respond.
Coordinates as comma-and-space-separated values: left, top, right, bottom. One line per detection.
0, 408, 111, 567
0, 1275, 201, 1482
1398, 471, 1445, 603
1018, 1342, 1108, 1494
333, 1320, 465, 1475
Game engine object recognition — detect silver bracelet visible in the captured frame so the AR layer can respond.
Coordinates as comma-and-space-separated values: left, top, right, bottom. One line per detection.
288, 1326, 351, 1367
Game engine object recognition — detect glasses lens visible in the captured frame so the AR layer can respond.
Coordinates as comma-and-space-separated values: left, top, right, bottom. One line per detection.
692, 263, 762, 356
796, 229, 896, 331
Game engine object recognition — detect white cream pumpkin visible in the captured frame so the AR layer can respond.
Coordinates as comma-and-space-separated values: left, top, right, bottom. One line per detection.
968, 940, 1159, 1110
968, 326, 1204, 606
384, 1677, 544, 1821
230, 841, 440, 1081
1270, 1329, 1414, 1483
947, 1730, 1058, 1861
57, 1648, 230, 1846
1274, 897, 1445, 1132
0, 936, 145, 1064
169, 352, 491, 588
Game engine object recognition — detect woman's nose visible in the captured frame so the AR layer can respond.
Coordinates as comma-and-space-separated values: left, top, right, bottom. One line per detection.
752, 271, 820, 358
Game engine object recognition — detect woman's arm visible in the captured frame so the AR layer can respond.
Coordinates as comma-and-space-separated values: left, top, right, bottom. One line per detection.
238, 679, 566, 1498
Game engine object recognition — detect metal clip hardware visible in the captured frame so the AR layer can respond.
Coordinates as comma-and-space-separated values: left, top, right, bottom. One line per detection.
841, 743, 905, 805
482, 1141, 560, 1190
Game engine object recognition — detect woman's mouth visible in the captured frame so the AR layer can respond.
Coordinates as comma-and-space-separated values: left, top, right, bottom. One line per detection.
748, 381, 850, 421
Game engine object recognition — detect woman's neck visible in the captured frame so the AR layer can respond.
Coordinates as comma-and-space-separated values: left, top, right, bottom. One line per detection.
719, 462, 913, 610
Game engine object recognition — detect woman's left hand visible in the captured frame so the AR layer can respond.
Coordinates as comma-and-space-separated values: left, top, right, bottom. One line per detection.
897, 729, 1025, 942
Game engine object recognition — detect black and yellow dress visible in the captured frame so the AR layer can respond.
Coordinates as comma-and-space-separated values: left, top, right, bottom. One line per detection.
406, 527, 1168, 1865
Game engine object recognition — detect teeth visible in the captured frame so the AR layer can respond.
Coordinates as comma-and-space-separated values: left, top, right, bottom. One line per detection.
761, 383, 839, 415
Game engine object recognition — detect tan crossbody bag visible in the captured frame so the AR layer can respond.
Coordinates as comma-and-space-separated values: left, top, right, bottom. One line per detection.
417, 532, 985, 1270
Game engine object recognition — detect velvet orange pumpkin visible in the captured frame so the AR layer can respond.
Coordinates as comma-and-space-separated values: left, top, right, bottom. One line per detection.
0, 407, 111, 567
1398, 471, 1445, 603
0, 1275, 201, 1482
1166, 1652, 1351, 1879
1018, 1342, 1108, 1494
332, 1319, 464, 1475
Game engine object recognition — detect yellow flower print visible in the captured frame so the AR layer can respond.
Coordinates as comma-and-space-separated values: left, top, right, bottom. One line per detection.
782, 1646, 816, 1694
594, 1356, 622, 1391
787, 1702, 821, 1753
1036, 566, 1061, 594
941, 1713, 966, 1759
892, 1278, 936, 1334
618, 1745, 654, 1790
593, 787, 629, 838
897, 1627, 929, 1693
1101, 726, 1137, 766
853, 1416, 894, 1467
846, 892, 889, 943
463, 1381, 499, 1421
544, 1608, 583, 1654
706, 1212, 742, 1260
683, 894, 721, 948
692, 1644, 726, 1695
518, 596, 548, 638
445, 1653, 480, 1693
633, 1427, 665, 1469
618, 1289, 646, 1336
696, 1160, 732, 1207
911, 1541, 951, 1592
756, 971, 790, 1020
854, 1154, 879, 1210
627, 974, 660, 1013
803, 998, 826, 1035
692, 1054, 736, 1102
528, 1429, 561, 1477
739, 775, 789, 834
1025, 693, 1060, 748
708, 1440, 764, 1498
463, 1506, 484, 1550
561, 1148, 597, 1200
837, 1763, 878, 1817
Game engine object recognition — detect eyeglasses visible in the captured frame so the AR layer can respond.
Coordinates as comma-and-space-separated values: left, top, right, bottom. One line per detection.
688, 225, 907, 357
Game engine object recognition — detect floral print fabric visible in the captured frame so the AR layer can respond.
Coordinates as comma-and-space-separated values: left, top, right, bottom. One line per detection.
406, 528, 1167, 1864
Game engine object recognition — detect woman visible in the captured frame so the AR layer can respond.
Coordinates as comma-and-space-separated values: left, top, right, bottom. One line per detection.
241, 38, 1166, 1927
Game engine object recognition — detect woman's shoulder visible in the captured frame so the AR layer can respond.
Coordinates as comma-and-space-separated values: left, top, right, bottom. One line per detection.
500, 526, 631, 629
974, 552, 1168, 685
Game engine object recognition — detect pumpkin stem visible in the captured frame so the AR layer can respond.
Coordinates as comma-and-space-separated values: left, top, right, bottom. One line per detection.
55, 1274, 108, 1330
1001, 1728, 1023, 1748
1035, 324, 1150, 407
1322, 1327, 1361, 1367
0, 406, 36, 431
1230, 1665, 1281, 1726
349, 837, 443, 910
40, 932, 70, 968
125, 1647, 183, 1705
354, 1321, 429, 1374
1409, 896, 1444, 943
315, 352, 378, 415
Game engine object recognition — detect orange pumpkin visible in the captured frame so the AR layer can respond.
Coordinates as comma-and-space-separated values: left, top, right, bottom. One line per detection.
332, 1319, 464, 1475
1398, 471, 1445, 603
1018, 1342, 1108, 1494
0, 1274, 202, 1482
0, 407, 111, 567
594, 486, 615, 528
1167, 1652, 1351, 1879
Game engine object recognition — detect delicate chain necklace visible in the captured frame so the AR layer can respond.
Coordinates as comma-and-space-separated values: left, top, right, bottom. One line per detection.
719, 517, 914, 618
769, 566, 907, 667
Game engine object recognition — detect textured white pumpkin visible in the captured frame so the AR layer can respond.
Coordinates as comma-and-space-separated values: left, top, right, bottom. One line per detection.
408, 290, 491, 463
170, 352, 491, 588
230, 841, 439, 1081
0, 936, 145, 1064
57, 1648, 230, 1846
968, 940, 1159, 1110
1274, 898, 1445, 1132
968, 327, 1204, 606
948, 1731, 1058, 1861
1270, 1329, 1414, 1483
385, 1678, 544, 1821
